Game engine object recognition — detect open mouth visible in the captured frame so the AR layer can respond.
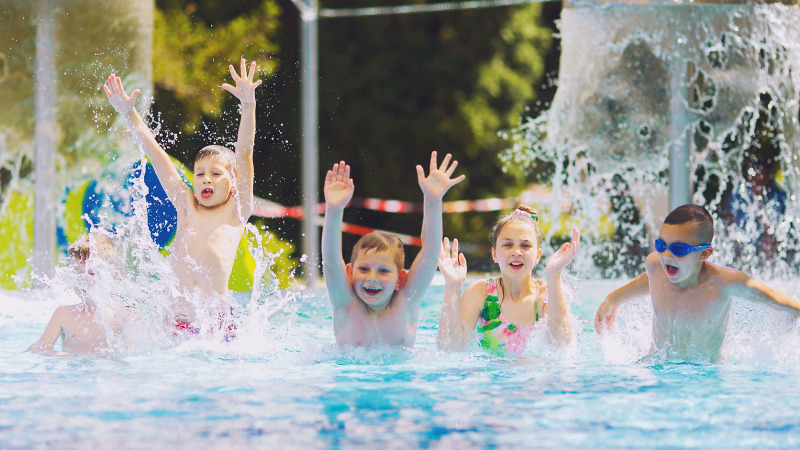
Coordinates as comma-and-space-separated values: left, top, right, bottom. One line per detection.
665, 264, 679, 276
201, 188, 214, 199
509, 261, 524, 270
363, 286, 382, 297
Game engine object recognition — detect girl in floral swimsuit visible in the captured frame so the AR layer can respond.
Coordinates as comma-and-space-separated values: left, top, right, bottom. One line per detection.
436, 205, 580, 355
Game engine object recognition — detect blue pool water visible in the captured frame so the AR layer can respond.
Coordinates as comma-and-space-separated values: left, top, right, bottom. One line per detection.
3, 279, 800, 447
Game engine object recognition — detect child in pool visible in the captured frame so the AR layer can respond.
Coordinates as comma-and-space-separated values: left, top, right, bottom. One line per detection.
321, 152, 465, 347
27, 233, 128, 357
594, 204, 800, 362
437, 206, 580, 355
104, 58, 262, 328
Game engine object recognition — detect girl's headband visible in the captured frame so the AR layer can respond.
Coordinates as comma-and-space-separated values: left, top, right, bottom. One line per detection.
513, 208, 537, 221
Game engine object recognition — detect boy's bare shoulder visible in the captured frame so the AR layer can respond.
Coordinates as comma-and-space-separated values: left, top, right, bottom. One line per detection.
644, 252, 661, 272
703, 261, 749, 286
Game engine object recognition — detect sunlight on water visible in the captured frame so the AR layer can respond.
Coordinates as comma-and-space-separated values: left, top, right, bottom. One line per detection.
4, 0, 800, 447
4, 280, 800, 447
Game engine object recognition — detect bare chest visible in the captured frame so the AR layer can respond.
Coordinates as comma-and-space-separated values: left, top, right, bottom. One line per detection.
335, 299, 417, 347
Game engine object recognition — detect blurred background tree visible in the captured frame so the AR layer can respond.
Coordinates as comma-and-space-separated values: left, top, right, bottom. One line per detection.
151, 0, 560, 275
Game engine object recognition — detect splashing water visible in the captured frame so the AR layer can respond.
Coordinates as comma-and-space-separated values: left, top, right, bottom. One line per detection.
504, 2, 800, 280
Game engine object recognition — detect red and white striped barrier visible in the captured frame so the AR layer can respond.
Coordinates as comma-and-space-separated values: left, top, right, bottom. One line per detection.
251, 196, 516, 247
253, 196, 515, 218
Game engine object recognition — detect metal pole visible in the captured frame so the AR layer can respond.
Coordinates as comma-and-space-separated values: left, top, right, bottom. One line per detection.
669, 60, 691, 210
33, 0, 58, 285
301, 0, 320, 283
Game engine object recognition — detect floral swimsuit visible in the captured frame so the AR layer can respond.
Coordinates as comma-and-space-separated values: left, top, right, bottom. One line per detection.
476, 278, 538, 356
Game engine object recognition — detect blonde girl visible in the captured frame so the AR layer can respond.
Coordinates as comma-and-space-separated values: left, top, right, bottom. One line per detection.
437, 205, 579, 355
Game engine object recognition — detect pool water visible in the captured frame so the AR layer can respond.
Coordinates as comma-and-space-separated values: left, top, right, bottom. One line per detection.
3, 279, 800, 447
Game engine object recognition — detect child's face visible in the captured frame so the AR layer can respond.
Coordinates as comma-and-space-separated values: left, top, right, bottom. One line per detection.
657, 222, 712, 285
193, 157, 234, 208
347, 249, 405, 311
492, 222, 542, 278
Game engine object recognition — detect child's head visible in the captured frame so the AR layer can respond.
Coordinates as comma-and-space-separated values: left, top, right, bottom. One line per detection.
491, 205, 543, 277
193, 145, 236, 208
346, 231, 407, 310
68, 232, 117, 275
657, 204, 714, 284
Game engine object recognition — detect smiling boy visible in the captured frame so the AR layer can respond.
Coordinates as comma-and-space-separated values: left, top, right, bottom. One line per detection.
104, 59, 262, 327
594, 204, 800, 362
321, 152, 464, 347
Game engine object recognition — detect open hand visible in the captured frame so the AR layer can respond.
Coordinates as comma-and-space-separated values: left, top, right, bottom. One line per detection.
416, 151, 466, 199
103, 74, 139, 116
438, 237, 467, 286
546, 228, 580, 274
594, 299, 619, 334
324, 161, 354, 209
222, 58, 263, 104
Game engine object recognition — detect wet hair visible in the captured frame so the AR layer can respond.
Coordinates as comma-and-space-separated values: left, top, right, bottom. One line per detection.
68, 232, 116, 264
491, 204, 542, 248
663, 204, 714, 243
195, 145, 234, 172
350, 231, 405, 271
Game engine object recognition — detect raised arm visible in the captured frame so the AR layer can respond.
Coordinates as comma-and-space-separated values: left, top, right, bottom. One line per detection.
403, 152, 465, 300
26, 306, 70, 357
729, 273, 800, 317
322, 161, 355, 309
104, 75, 189, 206
544, 228, 580, 344
436, 237, 483, 350
594, 271, 650, 334
222, 59, 262, 220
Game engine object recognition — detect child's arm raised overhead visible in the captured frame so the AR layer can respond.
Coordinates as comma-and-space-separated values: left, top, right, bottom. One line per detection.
544, 228, 580, 343
594, 271, 650, 334
402, 152, 465, 301
437, 237, 485, 351
26, 306, 70, 357
104, 75, 190, 207
222, 59, 262, 221
322, 161, 355, 309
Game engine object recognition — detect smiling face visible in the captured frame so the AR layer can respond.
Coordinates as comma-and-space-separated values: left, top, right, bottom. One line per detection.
657, 221, 713, 286
347, 249, 406, 311
193, 156, 234, 208
491, 222, 542, 279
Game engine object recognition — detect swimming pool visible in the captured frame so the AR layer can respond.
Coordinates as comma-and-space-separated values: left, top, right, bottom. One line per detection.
3, 279, 800, 447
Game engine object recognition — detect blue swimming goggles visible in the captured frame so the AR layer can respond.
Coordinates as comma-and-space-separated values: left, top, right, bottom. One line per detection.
654, 238, 711, 257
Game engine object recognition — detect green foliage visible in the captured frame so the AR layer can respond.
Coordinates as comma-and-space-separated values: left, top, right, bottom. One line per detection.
153, 0, 282, 130
151, 0, 558, 271
316, 3, 555, 265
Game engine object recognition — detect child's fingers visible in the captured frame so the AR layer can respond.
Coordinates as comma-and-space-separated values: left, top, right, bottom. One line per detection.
415, 165, 425, 181
449, 174, 466, 187
439, 153, 453, 172
444, 158, 458, 177
452, 238, 459, 258
240, 58, 247, 78
229, 64, 238, 80
129, 89, 140, 104
249, 61, 257, 81
458, 252, 467, 268
343, 163, 350, 182
429, 151, 438, 172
